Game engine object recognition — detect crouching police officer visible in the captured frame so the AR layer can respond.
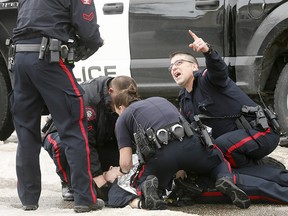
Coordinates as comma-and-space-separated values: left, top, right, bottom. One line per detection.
9, 0, 103, 212
42, 76, 137, 203
113, 82, 251, 209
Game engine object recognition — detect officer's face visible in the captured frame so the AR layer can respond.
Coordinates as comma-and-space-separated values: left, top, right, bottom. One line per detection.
170, 54, 198, 91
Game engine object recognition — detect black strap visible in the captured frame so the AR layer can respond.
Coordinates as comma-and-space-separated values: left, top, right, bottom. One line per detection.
15, 44, 41, 52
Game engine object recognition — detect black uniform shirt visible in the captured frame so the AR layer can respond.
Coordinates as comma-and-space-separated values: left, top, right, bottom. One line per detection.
81, 76, 118, 176
115, 97, 181, 150
179, 50, 257, 138
13, 0, 102, 51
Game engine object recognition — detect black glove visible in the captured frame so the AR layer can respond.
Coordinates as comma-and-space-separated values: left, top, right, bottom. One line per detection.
74, 37, 104, 62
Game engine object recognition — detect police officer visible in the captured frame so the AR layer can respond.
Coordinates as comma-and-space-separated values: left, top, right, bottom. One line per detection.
113, 83, 251, 209
42, 76, 137, 202
169, 30, 280, 168
10, 0, 103, 212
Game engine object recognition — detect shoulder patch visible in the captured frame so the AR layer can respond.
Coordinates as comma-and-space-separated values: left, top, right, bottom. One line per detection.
86, 106, 96, 121
81, 0, 92, 5
83, 12, 94, 21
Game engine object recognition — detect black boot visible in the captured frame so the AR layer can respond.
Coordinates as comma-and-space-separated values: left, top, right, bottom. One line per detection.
61, 181, 74, 201
74, 199, 105, 213
256, 156, 286, 170
141, 175, 167, 210
215, 177, 250, 209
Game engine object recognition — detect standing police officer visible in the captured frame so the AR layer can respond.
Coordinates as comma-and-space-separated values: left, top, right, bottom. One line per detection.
10, 0, 103, 212
113, 84, 251, 209
169, 30, 280, 168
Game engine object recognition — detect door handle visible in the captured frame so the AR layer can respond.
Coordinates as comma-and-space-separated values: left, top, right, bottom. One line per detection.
195, 0, 219, 10
103, 2, 124, 15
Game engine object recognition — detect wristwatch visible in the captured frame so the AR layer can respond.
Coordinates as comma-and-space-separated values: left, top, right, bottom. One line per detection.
204, 43, 213, 56
119, 167, 129, 174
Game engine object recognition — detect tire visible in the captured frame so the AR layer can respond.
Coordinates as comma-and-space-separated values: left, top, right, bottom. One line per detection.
274, 64, 288, 135
0, 62, 14, 141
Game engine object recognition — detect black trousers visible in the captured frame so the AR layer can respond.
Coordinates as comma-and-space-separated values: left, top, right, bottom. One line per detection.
194, 165, 288, 204
136, 135, 234, 192
43, 131, 119, 184
10, 38, 96, 206
215, 128, 279, 167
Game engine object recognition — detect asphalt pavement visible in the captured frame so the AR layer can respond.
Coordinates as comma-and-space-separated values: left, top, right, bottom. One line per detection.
1, 131, 288, 216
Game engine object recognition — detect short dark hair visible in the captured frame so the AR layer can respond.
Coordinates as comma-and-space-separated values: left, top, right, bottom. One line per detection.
169, 51, 199, 67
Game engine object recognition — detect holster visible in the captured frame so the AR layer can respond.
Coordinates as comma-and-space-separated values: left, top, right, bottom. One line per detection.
6, 38, 15, 72
238, 105, 270, 131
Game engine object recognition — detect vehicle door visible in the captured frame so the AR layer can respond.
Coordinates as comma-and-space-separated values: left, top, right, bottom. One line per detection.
128, 0, 225, 97
73, 0, 131, 83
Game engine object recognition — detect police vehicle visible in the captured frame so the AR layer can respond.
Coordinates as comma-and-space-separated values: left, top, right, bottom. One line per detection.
0, 0, 288, 140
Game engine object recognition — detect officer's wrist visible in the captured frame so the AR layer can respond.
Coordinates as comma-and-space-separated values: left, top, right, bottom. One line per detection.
119, 167, 129, 174
203, 43, 213, 56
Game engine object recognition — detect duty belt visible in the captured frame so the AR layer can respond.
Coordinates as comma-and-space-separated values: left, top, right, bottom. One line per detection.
12, 37, 75, 63
15, 44, 41, 52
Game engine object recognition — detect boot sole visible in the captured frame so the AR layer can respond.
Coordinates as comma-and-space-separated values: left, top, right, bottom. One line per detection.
142, 175, 167, 210
216, 178, 251, 209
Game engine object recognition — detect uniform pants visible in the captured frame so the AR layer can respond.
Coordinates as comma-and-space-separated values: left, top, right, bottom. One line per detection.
43, 131, 119, 183
43, 132, 71, 184
10, 38, 96, 206
194, 165, 288, 204
136, 135, 234, 192
107, 181, 138, 207
215, 128, 279, 167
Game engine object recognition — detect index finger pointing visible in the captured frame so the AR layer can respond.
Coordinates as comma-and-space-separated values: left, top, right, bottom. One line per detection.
188, 30, 199, 41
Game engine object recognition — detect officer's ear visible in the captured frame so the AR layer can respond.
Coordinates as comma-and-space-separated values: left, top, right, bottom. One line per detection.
192, 62, 199, 71
115, 105, 125, 116
108, 87, 114, 95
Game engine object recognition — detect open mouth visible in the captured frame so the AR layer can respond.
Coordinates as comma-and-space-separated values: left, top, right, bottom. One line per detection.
174, 71, 181, 78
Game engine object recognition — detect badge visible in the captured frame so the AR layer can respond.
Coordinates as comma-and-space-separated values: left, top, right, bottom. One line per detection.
86, 106, 96, 121
81, 0, 92, 5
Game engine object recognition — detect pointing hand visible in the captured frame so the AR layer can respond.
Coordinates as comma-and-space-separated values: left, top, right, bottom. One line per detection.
188, 30, 209, 53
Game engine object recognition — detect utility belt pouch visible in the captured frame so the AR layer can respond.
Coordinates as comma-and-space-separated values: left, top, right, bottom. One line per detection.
8, 48, 15, 72
39, 37, 49, 59
241, 105, 269, 131
6, 38, 15, 72
179, 115, 194, 137
146, 128, 161, 149
49, 38, 61, 62
263, 106, 283, 135
193, 115, 214, 149
67, 47, 75, 64
235, 115, 252, 130
133, 130, 155, 163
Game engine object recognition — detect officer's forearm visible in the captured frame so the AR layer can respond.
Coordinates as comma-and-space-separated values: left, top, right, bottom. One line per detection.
119, 147, 133, 173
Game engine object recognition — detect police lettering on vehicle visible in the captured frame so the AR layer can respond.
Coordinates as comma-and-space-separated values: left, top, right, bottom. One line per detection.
75, 65, 117, 83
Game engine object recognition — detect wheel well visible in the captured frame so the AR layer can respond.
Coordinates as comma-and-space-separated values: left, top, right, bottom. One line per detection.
0, 56, 12, 91
261, 29, 288, 94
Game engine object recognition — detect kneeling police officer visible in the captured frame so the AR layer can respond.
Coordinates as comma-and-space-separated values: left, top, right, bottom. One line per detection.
113, 82, 251, 209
